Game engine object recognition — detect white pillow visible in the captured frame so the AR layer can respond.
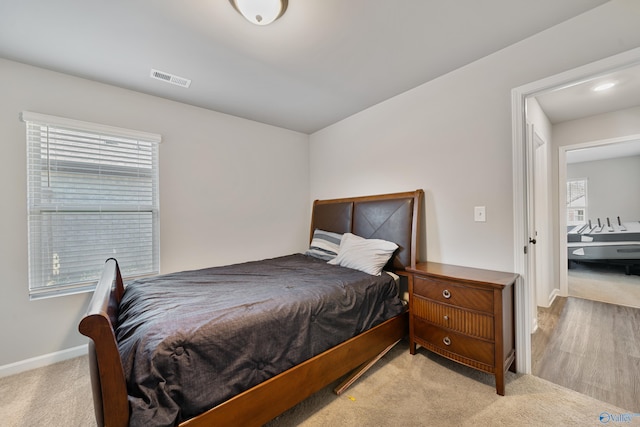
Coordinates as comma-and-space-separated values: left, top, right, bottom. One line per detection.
328, 233, 398, 276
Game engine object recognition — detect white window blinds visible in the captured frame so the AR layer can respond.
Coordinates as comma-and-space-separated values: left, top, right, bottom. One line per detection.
22, 112, 161, 299
567, 178, 587, 226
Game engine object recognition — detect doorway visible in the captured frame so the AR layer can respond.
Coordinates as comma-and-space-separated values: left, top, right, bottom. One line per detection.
513, 48, 640, 411
560, 136, 640, 308
510, 47, 640, 375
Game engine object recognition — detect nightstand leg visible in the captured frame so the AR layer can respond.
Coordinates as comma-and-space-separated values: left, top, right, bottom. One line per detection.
496, 371, 505, 396
409, 340, 416, 355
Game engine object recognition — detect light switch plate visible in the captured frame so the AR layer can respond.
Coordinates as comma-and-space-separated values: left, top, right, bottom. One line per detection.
474, 206, 486, 222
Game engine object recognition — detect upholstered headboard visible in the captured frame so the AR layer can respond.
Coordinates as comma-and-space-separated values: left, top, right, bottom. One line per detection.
309, 190, 423, 272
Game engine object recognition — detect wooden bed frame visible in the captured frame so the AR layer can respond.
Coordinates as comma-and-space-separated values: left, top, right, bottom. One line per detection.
79, 189, 423, 427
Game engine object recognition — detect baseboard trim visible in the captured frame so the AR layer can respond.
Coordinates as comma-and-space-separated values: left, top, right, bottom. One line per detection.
548, 288, 560, 307
0, 344, 88, 378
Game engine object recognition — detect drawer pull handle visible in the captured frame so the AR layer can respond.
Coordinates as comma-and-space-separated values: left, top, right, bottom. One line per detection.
442, 289, 451, 299
443, 337, 451, 346
443, 315, 449, 321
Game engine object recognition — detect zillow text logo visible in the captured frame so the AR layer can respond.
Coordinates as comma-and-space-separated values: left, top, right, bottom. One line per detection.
599, 412, 640, 424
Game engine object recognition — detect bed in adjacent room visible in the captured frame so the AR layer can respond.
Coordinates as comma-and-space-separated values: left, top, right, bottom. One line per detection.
568, 218, 640, 274
79, 189, 423, 427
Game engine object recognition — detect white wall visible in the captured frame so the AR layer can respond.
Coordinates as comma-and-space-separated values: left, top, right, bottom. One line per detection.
0, 59, 309, 366
554, 106, 640, 147
310, 0, 640, 272
567, 155, 640, 223
526, 97, 553, 143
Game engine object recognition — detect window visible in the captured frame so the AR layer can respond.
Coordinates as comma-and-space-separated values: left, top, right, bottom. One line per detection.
567, 178, 587, 226
22, 112, 160, 299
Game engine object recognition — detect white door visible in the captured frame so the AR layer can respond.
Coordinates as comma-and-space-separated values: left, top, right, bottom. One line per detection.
533, 130, 553, 308
525, 124, 538, 329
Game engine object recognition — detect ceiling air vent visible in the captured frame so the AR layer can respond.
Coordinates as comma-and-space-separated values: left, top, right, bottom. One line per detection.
150, 69, 191, 88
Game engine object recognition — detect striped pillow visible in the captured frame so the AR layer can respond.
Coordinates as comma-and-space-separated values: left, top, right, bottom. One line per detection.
305, 229, 343, 261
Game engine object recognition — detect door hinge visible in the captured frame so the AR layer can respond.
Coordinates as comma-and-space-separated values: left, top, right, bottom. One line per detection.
524, 246, 528, 254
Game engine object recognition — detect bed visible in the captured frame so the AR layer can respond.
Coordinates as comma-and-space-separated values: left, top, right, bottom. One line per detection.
567, 218, 640, 274
79, 189, 423, 427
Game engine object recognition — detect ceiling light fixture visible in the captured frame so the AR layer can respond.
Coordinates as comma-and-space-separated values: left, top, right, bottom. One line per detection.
229, 0, 288, 26
592, 82, 616, 92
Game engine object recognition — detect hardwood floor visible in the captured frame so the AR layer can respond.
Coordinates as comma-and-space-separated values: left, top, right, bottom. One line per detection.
531, 296, 567, 376
532, 296, 640, 412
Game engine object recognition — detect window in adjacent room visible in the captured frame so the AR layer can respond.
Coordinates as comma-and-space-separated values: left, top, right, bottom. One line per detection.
566, 178, 587, 226
22, 112, 161, 299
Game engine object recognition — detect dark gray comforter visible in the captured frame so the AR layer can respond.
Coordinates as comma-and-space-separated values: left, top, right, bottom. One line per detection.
116, 254, 405, 426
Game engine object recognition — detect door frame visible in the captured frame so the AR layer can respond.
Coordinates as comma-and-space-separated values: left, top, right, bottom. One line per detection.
511, 47, 640, 375
559, 133, 640, 296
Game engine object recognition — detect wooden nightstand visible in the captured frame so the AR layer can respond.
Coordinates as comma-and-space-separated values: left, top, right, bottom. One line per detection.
407, 262, 518, 395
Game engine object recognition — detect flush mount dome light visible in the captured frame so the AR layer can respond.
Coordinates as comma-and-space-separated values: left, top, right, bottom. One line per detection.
229, 0, 288, 26
592, 82, 616, 92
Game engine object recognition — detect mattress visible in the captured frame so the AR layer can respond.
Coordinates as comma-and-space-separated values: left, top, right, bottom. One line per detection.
568, 221, 640, 261
115, 254, 405, 426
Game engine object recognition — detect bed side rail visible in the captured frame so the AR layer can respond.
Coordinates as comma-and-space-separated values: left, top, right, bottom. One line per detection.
78, 258, 129, 427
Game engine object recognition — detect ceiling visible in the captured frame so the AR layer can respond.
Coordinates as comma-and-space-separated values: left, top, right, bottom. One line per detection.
536, 62, 640, 164
536, 62, 640, 124
0, 0, 613, 134
566, 138, 640, 163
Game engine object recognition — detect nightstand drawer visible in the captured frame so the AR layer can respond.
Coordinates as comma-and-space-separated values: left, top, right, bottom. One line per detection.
414, 318, 494, 366
413, 275, 493, 313
412, 296, 494, 340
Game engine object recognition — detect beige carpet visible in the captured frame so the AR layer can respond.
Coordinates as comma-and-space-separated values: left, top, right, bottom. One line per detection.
0, 355, 95, 427
1, 340, 638, 426
569, 262, 640, 308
